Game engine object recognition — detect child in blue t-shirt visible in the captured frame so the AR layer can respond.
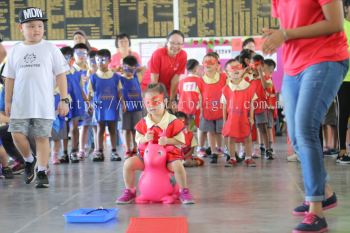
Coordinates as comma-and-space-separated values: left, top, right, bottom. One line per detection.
60, 46, 87, 163
119, 55, 143, 158
78, 50, 98, 159
88, 49, 121, 162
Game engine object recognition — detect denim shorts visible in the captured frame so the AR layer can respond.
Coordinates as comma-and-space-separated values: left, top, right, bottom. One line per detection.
9, 118, 53, 138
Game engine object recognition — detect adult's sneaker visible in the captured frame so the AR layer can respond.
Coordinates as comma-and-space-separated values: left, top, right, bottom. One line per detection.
116, 189, 136, 204
292, 213, 327, 233
36, 171, 49, 188
24, 157, 37, 184
293, 192, 337, 216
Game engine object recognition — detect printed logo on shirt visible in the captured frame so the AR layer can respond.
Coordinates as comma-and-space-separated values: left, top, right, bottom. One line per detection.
20, 53, 40, 68
24, 53, 36, 63
183, 82, 197, 92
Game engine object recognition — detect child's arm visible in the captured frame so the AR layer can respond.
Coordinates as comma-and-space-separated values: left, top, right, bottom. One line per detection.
56, 73, 69, 116
4, 78, 14, 117
137, 130, 154, 144
117, 81, 126, 112
222, 103, 227, 124
249, 100, 255, 126
0, 112, 9, 124
258, 67, 267, 89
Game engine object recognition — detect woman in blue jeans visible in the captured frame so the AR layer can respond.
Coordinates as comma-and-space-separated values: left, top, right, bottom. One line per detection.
262, 0, 349, 232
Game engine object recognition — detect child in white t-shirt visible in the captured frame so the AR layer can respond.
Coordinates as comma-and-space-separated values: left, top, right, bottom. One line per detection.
2, 7, 69, 188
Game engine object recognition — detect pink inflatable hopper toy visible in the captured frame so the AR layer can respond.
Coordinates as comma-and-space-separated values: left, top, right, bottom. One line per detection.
136, 143, 179, 204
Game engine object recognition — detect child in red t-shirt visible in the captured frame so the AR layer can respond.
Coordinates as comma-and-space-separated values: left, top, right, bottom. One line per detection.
177, 59, 202, 129
116, 83, 194, 204
263, 59, 277, 155
250, 54, 273, 160
221, 59, 257, 167
175, 111, 204, 167
198, 52, 227, 164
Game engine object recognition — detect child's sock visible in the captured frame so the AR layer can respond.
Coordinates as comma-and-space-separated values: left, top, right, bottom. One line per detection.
37, 165, 47, 172
128, 187, 136, 193
268, 141, 273, 150
23, 155, 34, 163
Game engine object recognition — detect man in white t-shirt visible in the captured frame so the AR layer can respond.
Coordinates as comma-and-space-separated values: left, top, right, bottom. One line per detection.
2, 7, 69, 188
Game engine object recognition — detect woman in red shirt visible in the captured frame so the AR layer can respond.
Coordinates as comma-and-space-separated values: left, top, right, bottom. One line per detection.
141, 30, 187, 103
263, 1, 348, 232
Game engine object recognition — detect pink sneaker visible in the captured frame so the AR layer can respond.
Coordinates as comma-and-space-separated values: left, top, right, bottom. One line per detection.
179, 188, 195, 204
197, 148, 207, 158
115, 189, 136, 204
51, 153, 60, 165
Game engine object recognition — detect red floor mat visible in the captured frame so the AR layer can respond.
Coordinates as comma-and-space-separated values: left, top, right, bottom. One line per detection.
126, 216, 188, 233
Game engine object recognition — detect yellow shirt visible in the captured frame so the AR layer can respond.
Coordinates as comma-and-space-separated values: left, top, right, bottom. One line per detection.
135, 111, 185, 146
343, 19, 350, 82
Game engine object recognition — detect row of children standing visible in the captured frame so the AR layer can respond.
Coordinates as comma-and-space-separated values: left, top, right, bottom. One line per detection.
52, 44, 143, 164
177, 46, 277, 168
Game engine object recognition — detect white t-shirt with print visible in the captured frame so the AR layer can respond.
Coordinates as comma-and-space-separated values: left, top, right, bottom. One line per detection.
3, 40, 69, 119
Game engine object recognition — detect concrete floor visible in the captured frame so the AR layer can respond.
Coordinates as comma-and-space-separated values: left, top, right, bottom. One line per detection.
1, 136, 350, 233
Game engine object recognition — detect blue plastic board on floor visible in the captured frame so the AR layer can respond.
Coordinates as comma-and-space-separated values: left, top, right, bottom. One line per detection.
63, 208, 119, 223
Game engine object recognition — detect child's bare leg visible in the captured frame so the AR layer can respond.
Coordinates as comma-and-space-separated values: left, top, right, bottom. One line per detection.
228, 137, 236, 157
71, 119, 80, 151
167, 160, 188, 189
208, 132, 216, 153
215, 133, 223, 149
197, 129, 205, 148
131, 130, 137, 151
97, 122, 105, 151
12, 133, 32, 158
107, 121, 117, 150
92, 126, 98, 150
123, 130, 131, 151
0, 146, 9, 167
244, 135, 253, 158
53, 140, 61, 154
123, 156, 144, 189
35, 137, 50, 169
79, 126, 89, 152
